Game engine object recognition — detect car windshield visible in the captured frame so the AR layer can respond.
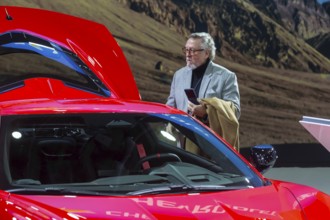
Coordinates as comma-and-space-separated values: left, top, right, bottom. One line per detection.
2, 113, 264, 195
0, 31, 109, 96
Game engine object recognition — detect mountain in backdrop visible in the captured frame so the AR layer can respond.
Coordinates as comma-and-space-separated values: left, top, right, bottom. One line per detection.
1, 0, 330, 148
322, 1, 330, 19
124, 0, 330, 72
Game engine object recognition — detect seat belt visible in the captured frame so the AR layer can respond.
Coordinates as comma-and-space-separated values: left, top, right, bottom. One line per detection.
136, 143, 150, 170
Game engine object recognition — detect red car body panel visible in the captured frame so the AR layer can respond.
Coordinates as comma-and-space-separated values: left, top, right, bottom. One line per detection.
0, 91, 181, 116
1, 182, 329, 219
0, 6, 140, 100
0, 78, 102, 102
0, 6, 329, 220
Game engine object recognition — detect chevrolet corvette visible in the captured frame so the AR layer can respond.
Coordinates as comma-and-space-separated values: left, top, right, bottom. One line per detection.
0, 6, 329, 220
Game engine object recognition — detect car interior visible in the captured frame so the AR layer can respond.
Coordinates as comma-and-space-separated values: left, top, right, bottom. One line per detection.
2, 113, 250, 192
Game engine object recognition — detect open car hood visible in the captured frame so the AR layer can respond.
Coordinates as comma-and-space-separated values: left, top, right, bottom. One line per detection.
0, 6, 140, 100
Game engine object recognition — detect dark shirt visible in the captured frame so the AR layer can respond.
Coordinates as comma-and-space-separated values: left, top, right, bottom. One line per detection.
191, 59, 210, 95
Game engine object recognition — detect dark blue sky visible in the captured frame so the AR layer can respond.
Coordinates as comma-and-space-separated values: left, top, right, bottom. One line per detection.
318, 0, 330, 3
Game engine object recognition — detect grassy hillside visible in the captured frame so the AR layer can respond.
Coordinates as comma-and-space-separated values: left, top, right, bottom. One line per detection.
1, 0, 330, 148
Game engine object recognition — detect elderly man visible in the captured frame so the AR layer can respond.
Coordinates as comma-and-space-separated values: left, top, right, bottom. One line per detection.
166, 32, 240, 150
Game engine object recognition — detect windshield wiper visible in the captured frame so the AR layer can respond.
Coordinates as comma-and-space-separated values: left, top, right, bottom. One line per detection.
127, 184, 250, 195
7, 187, 110, 196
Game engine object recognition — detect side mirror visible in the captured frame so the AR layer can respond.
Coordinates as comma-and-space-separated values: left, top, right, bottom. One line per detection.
250, 144, 278, 174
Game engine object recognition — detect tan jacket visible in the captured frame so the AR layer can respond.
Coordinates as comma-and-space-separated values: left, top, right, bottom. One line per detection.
201, 97, 239, 151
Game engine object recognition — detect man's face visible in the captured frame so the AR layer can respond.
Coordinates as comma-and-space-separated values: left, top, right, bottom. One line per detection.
184, 38, 209, 69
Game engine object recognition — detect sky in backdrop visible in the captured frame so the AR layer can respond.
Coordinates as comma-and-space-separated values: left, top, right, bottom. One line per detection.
318, 0, 330, 3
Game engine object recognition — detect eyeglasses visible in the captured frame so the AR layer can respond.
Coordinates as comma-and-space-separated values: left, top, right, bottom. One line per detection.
182, 47, 205, 55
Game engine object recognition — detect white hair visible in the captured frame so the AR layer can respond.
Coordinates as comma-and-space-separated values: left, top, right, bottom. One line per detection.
188, 32, 216, 60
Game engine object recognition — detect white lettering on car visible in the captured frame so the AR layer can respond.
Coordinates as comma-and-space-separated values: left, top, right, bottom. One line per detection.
130, 198, 278, 216
105, 211, 151, 219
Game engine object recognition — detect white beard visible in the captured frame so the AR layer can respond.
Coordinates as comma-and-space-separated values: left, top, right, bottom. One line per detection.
186, 63, 197, 70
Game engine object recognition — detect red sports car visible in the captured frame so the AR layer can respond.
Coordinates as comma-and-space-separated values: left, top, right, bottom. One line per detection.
0, 6, 329, 220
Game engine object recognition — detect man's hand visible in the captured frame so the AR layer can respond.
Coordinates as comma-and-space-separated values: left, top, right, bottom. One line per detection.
187, 101, 207, 118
